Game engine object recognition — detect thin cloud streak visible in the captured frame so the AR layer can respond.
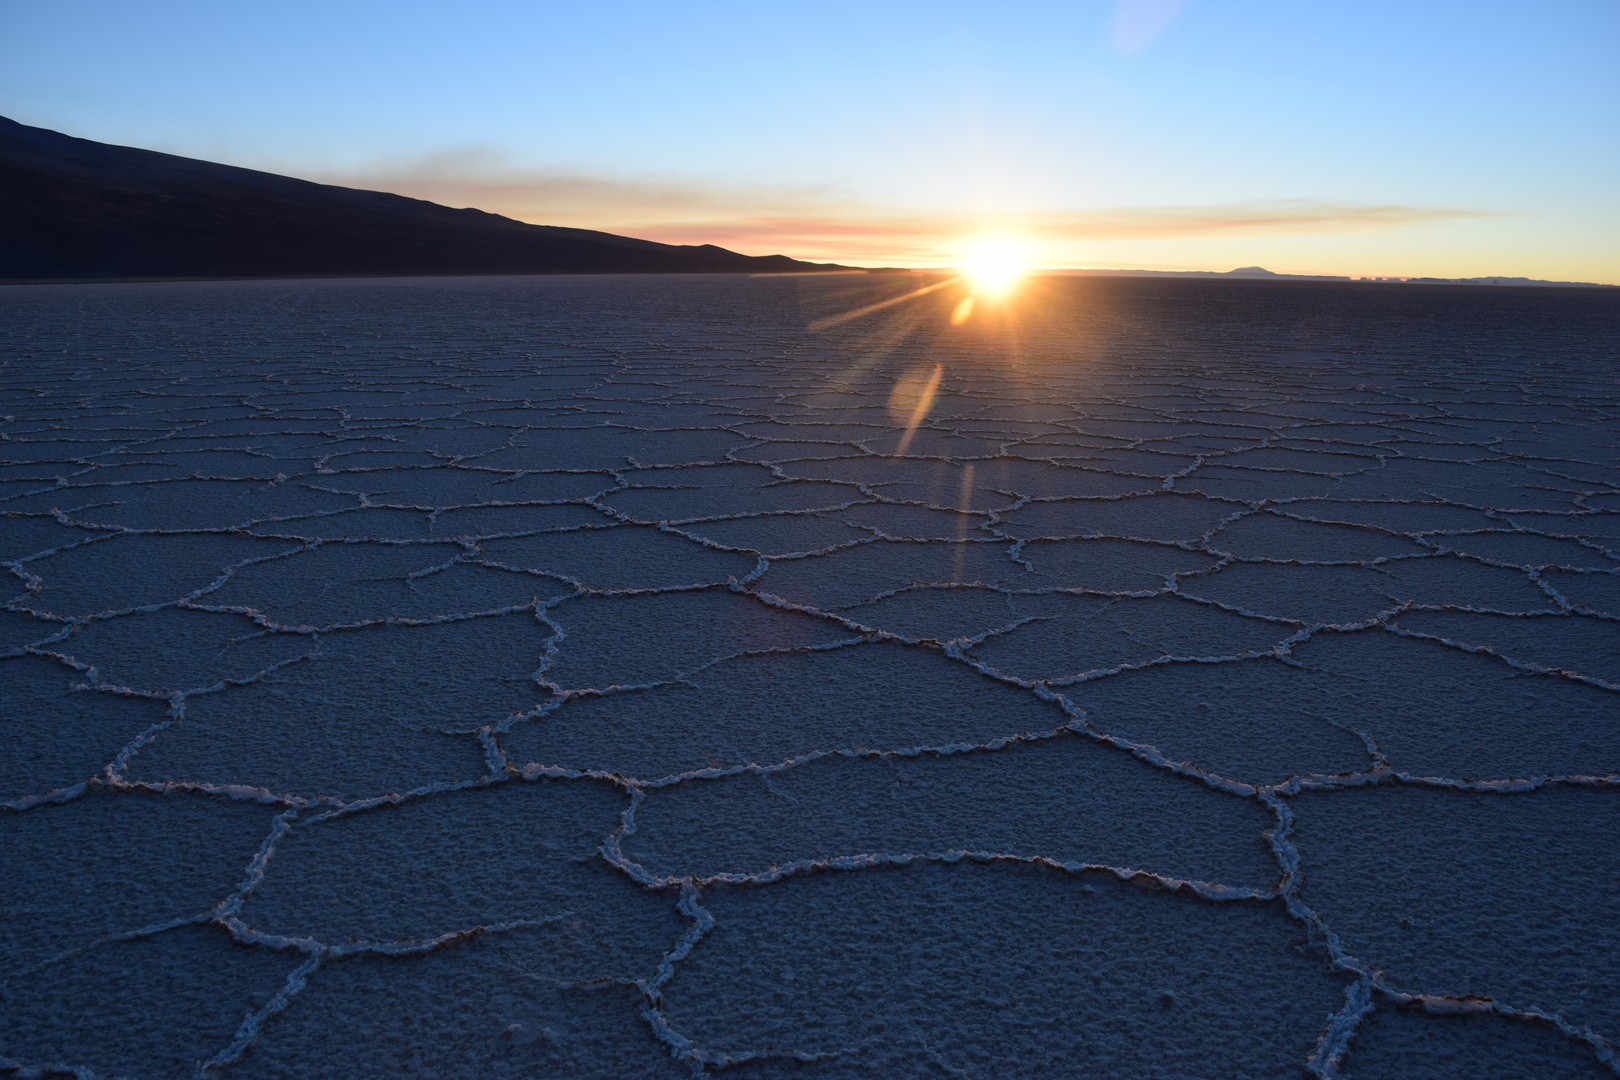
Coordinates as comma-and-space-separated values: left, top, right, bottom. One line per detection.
310, 155, 1492, 266
639, 202, 1488, 241
630, 203, 1494, 265
310, 151, 849, 224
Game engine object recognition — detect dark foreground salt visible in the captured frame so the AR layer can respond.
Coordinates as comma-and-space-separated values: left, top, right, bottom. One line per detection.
1, 274, 1616, 1078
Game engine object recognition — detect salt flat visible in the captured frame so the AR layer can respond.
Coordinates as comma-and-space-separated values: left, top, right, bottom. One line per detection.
1, 274, 1617, 1078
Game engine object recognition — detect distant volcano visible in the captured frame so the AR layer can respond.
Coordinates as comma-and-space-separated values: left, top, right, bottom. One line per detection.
0, 116, 851, 281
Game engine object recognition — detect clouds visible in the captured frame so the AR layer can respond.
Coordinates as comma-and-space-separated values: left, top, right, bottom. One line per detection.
7, 1, 1611, 280
307, 153, 1488, 265
313, 150, 847, 225
631, 202, 1488, 264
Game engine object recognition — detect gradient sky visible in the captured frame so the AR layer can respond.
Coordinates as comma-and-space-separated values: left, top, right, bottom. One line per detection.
3, 0, 1617, 279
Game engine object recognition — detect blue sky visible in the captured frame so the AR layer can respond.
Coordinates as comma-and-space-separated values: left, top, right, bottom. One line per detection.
3, 0, 1616, 278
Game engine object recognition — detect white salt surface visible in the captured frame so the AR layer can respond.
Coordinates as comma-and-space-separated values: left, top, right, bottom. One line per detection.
1, 274, 1617, 1078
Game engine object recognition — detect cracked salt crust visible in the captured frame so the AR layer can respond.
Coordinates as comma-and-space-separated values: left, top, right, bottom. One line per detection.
0, 274, 1617, 1078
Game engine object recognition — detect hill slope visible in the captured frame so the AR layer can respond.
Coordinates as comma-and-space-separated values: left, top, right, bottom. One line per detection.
0, 116, 847, 280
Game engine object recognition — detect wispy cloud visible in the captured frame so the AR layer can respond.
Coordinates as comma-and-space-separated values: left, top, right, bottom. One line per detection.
310, 149, 849, 226
636, 203, 1492, 263
308, 153, 1491, 266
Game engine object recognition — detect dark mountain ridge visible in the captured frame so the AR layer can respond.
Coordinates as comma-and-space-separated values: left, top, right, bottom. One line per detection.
0, 116, 849, 280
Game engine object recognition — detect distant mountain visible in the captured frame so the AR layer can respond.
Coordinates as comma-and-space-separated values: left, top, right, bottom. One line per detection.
1049, 265, 1614, 288
1405, 274, 1615, 287
0, 116, 851, 281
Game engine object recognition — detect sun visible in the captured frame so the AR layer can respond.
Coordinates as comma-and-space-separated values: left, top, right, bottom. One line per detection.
962, 239, 1027, 298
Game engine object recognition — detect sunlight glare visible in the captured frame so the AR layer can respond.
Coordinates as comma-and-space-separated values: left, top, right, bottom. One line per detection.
964, 240, 1027, 298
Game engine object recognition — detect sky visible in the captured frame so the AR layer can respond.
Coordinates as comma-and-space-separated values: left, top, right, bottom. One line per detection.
2, 0, 1617, 280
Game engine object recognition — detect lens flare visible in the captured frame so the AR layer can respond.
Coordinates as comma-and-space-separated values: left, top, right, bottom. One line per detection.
963, 240, 1027, 298
889, 363, 944, 456
806, 275, 957, 332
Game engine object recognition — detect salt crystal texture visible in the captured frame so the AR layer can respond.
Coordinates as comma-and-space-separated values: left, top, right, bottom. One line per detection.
1, 274, 1616, 1077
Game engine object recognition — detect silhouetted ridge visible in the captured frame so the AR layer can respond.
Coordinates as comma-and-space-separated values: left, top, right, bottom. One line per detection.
0, 116, 849, 280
